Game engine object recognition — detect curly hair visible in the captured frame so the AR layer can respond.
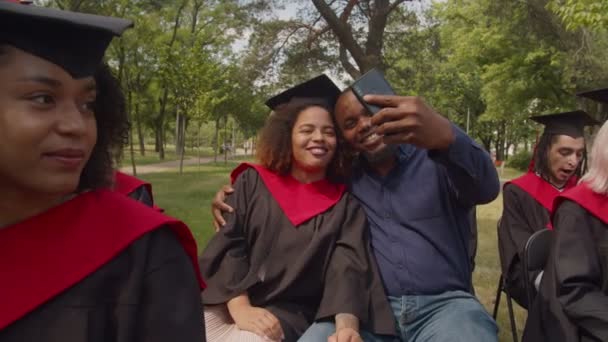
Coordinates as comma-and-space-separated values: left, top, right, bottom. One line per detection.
77, 64, 129, 191
534, 133, 586, 179
256, 98, 349, 183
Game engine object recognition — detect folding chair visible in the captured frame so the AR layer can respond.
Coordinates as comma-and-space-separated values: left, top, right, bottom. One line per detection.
522, 228, 553, 309
494, 219, 519, 342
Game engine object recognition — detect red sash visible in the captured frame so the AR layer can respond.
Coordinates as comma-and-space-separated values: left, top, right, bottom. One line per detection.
113, 171, 153, 200
555, 183, 608, 225
0, 190, 204, 330
506, 172, 577, 213
113, 171, 163, 212
230, 163, 345, 226
506, 173, 577, 229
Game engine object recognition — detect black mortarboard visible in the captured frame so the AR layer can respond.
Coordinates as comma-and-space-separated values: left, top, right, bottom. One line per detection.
530, 110, 599, 138
577, 87, 608, 104
264, 74, 342, 110
0, 1, 133, 78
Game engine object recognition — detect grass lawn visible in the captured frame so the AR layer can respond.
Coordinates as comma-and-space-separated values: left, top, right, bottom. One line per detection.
142, 165, 527, 341
497, 166, 524, 181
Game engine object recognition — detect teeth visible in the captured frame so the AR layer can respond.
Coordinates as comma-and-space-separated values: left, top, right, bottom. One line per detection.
363, 133, 378, 143
309, 148, 327, 155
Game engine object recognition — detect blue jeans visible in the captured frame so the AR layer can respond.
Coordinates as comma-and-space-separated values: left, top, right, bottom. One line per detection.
298, 290, 498, 342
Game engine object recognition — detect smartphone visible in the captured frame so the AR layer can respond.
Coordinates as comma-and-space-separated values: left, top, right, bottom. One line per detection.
350, 68, 396, 115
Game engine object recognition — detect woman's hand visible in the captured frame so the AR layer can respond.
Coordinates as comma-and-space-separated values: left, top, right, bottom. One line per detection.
329, 313, 362, 342
329, 327, 363, 342
227, 295, 284, 341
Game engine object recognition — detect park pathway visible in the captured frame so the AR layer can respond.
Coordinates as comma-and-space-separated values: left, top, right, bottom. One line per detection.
120, 150, 248, 175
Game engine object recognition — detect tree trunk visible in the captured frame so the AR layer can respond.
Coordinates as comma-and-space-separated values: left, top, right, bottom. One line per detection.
309, 0, 408, 77
213, 117, 220, 163
156, 91, 168, 160
495, 121, 507, 162
157, 0, 186, 160
135, 101, 145, 156
178, 109, 186, 175
127, 91, 137, 176
155, 128, 160, 153
223, 114, 228, 164
197, 123, 202, 170
175, 111, 181, 155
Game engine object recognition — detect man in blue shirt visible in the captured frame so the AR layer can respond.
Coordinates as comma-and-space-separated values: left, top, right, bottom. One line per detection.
212, 89, 500, 341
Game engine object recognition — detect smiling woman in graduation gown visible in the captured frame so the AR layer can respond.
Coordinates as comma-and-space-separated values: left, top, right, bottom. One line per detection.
0, 2, 204, 341
523, 116, 608, 342
498, 111, 595, 309
200, 77, 395, 341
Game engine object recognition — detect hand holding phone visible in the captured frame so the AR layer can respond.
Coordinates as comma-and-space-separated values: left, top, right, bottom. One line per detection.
350, 68, 396, 115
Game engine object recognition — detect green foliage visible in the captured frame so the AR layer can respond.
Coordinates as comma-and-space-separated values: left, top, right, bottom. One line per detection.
549, 0, 608, 31
41, 0, 608, 169
508, 150, 534, 172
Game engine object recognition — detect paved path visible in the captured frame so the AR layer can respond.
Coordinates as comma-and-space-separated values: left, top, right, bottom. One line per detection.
121, 153, 515, 183
120, 154, 247, 175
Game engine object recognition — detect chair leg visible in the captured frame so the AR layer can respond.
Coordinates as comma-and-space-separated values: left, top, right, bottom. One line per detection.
506, 292, 519, 342
493, 275, 503, 319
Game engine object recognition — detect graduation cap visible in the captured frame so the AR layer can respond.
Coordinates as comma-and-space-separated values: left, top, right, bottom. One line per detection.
264, 74, 342, 110
0, 0, 133, 78
530, 110, 599, 138
577, 87, 608, 104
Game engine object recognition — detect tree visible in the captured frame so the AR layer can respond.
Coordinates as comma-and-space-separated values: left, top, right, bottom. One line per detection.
548, 0, 608, 31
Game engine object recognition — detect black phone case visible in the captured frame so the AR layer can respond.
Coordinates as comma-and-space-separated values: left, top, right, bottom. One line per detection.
350, 68, 396, 115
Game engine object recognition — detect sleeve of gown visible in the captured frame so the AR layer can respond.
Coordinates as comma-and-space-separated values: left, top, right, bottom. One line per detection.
314, 195, 370, 324
554, 201, 608, 341
199, 169, 258, 304
499, 185, 539, 307
137, 227, 204, 342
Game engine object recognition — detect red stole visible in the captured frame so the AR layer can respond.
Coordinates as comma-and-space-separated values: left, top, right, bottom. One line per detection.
113, 171, 163, 212
506, 173, 577, 229
506, 172, 577, 213
555, 183, 608, 225
230, 163, 346, 226
113, 171, 153, 201
0, 190, 204, 330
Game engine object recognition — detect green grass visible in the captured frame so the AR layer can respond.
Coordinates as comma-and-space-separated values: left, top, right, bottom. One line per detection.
475, 195, 527, 341
143, 166, 526, 341
497, 166, 525, 181
140, 162, 240, 244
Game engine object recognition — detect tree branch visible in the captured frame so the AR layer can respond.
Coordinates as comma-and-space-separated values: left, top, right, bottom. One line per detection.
339, 44, 361, 79
310, 0, 366, 71
340, 0, 358, 21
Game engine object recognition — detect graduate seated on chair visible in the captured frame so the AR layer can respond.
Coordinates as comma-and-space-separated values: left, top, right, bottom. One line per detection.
498, 110, 598, 309
0, 1, 205, 341
199, 75, 395, 342
523, 107, 608, 342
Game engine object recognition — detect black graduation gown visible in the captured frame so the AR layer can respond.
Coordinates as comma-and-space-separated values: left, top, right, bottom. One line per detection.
200, 168, 395, 340
523, 201, 608, 342
498, 184, 551, 308
0, 227, 204, 342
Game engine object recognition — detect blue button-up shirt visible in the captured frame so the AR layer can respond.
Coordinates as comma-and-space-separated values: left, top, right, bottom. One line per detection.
349, 125, 499, 296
